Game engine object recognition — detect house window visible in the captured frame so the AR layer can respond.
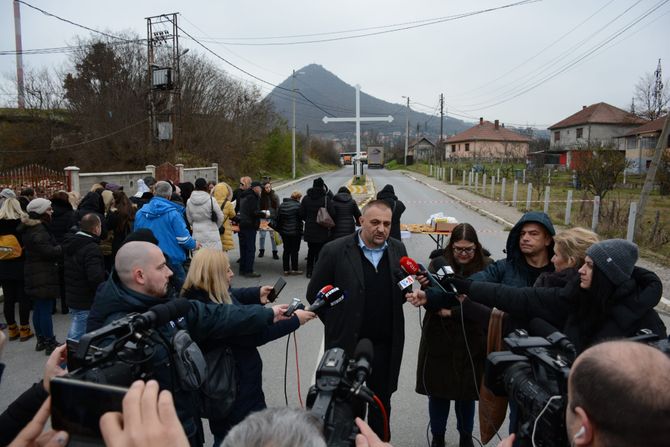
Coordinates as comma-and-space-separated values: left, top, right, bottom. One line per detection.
465, 143, 470, 152
576, 128, 583, 139
451, 144, 456, 153
554, 131, 560, 142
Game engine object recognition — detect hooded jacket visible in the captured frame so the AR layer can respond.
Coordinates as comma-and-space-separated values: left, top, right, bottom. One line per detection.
62, 231, 106, 310
376, 185, 406, 240
330, 190, 361, 240
469, 211, 556, 287
186, 190, 223, 250
300, 187, 331, 243
212, 183, 236, 251
86, 275, 275, 445
18, 216, 62, 300
134, 197, 196, 264
276, 198, 302, 236
76, 192, 108, 239
259, 188, 279, 217
48, 197, 76, 243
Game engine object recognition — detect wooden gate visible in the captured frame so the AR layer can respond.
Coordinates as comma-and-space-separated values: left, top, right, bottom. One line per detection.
155, 162, 180, 184
0, 164, 67, 198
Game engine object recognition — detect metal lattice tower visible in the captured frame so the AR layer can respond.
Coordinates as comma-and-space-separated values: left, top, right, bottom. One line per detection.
653, 58, 663, 117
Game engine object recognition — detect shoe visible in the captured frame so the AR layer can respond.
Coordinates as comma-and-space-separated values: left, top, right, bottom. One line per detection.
272, 251, 279, 260
291, 270, 303, 275
284, 271, 291, 275
431, 435, 445, 447
35, 336, 46, 352
458, 432, 474, 447
258, 249, 265, 258
44, 337, 63, 356
8, 323, 20, 341
19, 325, 34, 342
244, 272, 261, 278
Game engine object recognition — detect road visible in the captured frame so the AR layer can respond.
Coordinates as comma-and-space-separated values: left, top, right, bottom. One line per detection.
1, 166, 668, 446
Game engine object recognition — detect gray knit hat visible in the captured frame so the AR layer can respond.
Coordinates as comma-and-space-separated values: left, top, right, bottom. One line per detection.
586, 239, 638, 285
0, 188, 16, 199
26, 198, 52, 215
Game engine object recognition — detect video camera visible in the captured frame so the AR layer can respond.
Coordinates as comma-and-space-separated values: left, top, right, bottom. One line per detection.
485, 321, 670, 447
306, 339, 382, 447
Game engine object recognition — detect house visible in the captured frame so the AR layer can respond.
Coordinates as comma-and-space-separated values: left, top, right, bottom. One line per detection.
410, 137, 435, 162
444, 118, 531, 159
547, 102, 646, 168
616, 115, 670, 174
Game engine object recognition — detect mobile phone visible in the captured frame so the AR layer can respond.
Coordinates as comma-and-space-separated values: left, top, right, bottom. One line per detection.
51, 377, 128, 443
267, 277, 287, 303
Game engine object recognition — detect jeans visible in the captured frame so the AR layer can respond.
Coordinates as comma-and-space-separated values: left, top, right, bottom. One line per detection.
281, 234, 301, 271
168, 262, 186, 291
67, 308, 90, 341
258, 225, 277, 252
32, 299, 55, 338
239, 228, 257, 274
1, 280, 30, 326
428, 396, 475, 436
306, 242, 324, 275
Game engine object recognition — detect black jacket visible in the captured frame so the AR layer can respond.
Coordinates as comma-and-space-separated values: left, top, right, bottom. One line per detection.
306, 233, 408, 392
238, 189, 265, 230
0, 218, 24, 281
48, 197, 76, 243
86, 275, 275, 445
330, 191, 361, 240
259, 189, 279, 217
276, 198, 302, 236
300, 187, 331, 243
0, 381, 49, 446
62, 231, 106, 310
18, 217, 62, 300
376, 185, 406, 240
76, 192, 108, 239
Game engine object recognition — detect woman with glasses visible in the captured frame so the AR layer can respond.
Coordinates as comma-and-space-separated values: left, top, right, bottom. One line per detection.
416, 223, 492, 447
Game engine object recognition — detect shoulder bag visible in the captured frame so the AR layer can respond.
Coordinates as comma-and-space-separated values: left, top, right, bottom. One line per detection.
316, 196, 335, 229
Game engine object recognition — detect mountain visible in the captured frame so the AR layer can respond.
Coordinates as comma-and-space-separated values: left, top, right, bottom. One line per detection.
265, 64, 471, 143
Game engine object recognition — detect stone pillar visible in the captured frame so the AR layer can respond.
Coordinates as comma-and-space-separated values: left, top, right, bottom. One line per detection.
212, 163, 219, 181
145, 164, 156, 177
176, 164, 185, 183
64, 166, 80, 194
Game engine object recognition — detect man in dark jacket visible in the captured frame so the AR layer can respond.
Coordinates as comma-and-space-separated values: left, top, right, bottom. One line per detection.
330, 186, 361, 240
306, 200, 408, 440
87, 241, 283, 446
376, 184, 405, 240
238, 181, 269, 277
63, 213, 106, 341
276, 191, 303, 274
300, 177, 331, 278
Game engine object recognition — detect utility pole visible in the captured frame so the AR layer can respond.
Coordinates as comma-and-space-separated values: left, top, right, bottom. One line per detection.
13, 0, 25, 109
439, 93, 444, 164
291, 69, 297, 179
404, 96, 410, 165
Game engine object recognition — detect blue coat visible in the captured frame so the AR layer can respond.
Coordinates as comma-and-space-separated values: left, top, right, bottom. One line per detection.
134, 197, 195, 264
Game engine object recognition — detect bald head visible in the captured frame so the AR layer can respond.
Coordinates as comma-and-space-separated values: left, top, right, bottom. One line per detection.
568, 340, 670, 446
115, 241, 172, 297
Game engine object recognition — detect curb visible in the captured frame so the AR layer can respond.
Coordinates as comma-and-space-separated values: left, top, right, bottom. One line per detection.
273, 172, 322, 191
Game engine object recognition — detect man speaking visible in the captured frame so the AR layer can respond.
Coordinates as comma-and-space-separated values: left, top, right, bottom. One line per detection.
307, 200, 408, 440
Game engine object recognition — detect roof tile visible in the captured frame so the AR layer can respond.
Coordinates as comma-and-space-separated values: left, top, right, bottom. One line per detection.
548, 102, 646, 130
445, 120, 531, 144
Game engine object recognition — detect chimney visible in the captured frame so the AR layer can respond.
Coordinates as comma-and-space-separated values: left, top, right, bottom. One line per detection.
582, 105, 587, 110
479, 117, 483, 125
494, 119, 499, 129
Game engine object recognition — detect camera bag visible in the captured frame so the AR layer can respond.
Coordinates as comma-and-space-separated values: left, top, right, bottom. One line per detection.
200, 345, 237, 420
172, 329, 207, 390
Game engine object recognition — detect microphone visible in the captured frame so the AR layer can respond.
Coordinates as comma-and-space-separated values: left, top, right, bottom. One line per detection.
400, 256, 453, 296
395, 268, 415, 293
307, 285, 345, 312
352, 338, 374, 385
529, 318, 576, 359
132, 299, 191, 330
428, 257, 459, 294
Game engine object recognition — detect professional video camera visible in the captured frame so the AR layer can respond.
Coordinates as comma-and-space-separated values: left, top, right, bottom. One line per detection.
306, 338, 384, 447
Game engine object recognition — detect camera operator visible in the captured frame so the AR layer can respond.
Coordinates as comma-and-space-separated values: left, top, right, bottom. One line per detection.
497, 340, 670, 447
86, 241, 289, 446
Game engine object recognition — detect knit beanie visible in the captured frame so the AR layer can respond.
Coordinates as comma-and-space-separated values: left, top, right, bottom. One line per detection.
313, 177, 325, 190
586, 239, 638, 285
26, 198, 51, 215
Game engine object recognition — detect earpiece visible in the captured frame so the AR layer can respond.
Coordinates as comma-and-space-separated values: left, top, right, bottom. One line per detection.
574, 426, 586, 439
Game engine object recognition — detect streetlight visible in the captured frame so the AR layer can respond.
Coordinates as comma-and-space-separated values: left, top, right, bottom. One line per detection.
402, 96, 410, 165
291, 69, 305, 179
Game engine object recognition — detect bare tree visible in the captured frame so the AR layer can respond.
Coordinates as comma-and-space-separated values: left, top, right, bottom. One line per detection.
574, 147, 629, 201
633, 71, 669, 120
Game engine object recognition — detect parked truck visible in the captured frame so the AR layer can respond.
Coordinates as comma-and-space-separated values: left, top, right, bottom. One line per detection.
367, 146, 384, 168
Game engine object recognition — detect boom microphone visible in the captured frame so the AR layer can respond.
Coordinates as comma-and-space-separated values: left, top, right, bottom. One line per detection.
352, 338, 374, 385
308, 285, 345, 313
133, 299, 191, 330
529, 318, 576, 360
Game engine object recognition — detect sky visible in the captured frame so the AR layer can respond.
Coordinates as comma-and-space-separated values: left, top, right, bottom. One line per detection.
1, 0, 669, 129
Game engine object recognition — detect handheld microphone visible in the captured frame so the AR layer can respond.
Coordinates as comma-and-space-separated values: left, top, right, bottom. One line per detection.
400, 256, 453, 296
529, 318, 576, 360
307, 285, 345, 312
352, 338, 374, 385
429, 257, 459, 294
395, 268, 415, 293
133, 299, 191, 330
284, 297, 306, 317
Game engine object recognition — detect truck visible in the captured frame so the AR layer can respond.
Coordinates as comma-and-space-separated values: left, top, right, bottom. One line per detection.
367, 146, 384, 168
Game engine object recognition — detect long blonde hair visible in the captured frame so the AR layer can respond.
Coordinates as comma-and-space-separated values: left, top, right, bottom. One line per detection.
0, 198, 26, 220
553, 227, 600, 269
181, 248, 232, 304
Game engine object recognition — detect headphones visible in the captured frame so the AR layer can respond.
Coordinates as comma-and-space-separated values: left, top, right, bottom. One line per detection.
574, 426, 586, 440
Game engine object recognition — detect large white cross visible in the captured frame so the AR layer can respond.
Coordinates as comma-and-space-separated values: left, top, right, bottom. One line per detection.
322, 84, 393, 160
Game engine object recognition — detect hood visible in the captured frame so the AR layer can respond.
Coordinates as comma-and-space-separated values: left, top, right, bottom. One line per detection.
212, 182, 231, 205
78, 191, 104, 214
377, 185, 397, 201
63, 231, 99, 255
137, 196, 184, 220
51, 197, 73, 212
188, 190, 213, 206
506, 211, 556, 261
333, 191, 352, 202
18, 215, 43, 230
307, 187, 325, 200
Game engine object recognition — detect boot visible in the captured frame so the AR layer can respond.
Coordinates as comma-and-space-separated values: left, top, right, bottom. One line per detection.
19, 325, 34, 342
35, 336, 46, 351
272, 250, 279, 260
258, 249, 265, 258
44, 337, 62, 356
458, 432, 474, 447
8, 323, 20, 341
431, 435, 445, 447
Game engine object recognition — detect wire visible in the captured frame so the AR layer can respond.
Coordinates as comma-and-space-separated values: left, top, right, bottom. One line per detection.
532, 395, 562, 447
372, 394, 390, 442
284, 332, 291, 406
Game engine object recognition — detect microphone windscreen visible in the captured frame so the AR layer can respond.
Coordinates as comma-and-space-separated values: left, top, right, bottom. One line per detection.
354, 338, 374, 363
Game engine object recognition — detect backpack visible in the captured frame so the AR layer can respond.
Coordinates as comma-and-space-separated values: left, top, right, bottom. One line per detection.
199, 345, 238, 420
171, 329, 207, 391
0, 234, 22, 260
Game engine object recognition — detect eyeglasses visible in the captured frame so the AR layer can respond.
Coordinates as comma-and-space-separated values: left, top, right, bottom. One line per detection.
453, 246, 476, 254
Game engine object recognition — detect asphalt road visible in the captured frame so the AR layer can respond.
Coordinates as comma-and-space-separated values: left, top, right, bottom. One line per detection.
2, 166, 668, 446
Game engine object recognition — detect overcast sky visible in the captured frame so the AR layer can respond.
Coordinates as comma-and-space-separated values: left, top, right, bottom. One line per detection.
1, 0, 669, 128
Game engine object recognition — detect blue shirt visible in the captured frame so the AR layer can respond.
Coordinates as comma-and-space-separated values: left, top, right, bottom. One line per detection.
357, 231, 388, 269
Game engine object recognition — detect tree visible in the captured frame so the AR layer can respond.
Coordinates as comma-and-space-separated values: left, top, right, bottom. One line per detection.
574, 147, 629, 201
632, 68, 669, 121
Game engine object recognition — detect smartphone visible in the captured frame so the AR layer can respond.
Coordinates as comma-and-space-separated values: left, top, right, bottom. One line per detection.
51, 377, 128, 443
267, 277, 287, 303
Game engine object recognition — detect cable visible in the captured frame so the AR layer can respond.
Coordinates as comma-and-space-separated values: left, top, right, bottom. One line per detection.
284, 332, 291, 406
371, 394, 390, 442
531, 395, 562, 447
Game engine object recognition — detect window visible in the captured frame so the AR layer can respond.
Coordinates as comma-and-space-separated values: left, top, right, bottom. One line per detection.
465, 143, 470, 152
554, 131, 560, 142
576, 128, 583, 139
451, 144, 456, 153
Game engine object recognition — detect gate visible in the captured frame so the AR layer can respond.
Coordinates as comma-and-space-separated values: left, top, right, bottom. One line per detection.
155, 162, 180, 184
0, 164, 67, 198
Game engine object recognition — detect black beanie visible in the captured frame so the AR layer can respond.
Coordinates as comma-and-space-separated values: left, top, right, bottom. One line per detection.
586, 239, 638, 286
313, 177, 325, 189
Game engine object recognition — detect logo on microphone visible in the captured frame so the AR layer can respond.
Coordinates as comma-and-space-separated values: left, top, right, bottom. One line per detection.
398, 275, 415, 290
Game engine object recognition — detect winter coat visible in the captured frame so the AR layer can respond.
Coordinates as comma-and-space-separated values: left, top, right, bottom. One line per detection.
18, 217, 61, 300
0, 218, 24, 281
469, 211, 556, 287
105, 210, 134, 258
416, 255, 493, 400
260, 189, 279, 217
86, 275, 275, 445
186, 190, 223, 250
134, 197, 196, 264
300, 187, 331, 243
62, 231, 106, 310
306, 233, 408, 393
48, 197, 76, 243
212, 183, 236, 251
238, 189, 266, 230
460, 266, 667, 354
330, 191, 361, 240
376, 185, 406, 240
183, 286, 300, 438
76, 192, 108, 239
276, 198, 302, 237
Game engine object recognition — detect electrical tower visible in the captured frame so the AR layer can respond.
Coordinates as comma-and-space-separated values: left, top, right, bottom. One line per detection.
146, 13, 182, 153
653, 58, 663, 118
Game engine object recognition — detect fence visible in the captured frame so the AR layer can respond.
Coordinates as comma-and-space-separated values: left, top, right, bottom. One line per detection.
0, 164, 67, 198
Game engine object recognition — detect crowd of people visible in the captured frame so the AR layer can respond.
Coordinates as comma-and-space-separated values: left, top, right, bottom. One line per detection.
1, 172, 669, 447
